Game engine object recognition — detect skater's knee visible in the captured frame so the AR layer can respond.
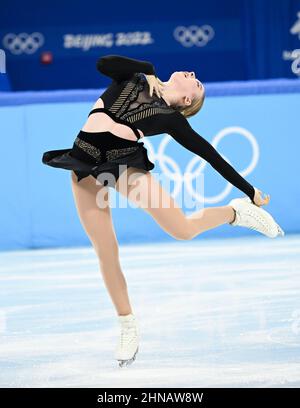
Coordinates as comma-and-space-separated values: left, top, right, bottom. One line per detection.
178, 231, 194, 241
172, 225, 194, 241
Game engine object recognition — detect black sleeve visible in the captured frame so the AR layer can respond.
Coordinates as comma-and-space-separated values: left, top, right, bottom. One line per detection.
96, 54, 156, 82
167, 111, 255, 202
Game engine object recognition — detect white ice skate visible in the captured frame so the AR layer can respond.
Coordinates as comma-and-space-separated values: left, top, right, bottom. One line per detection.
228, 197, 285, 238
114, 313, 139, 368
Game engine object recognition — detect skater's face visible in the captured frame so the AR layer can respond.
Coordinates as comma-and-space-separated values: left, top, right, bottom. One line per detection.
169, 71, 205, 108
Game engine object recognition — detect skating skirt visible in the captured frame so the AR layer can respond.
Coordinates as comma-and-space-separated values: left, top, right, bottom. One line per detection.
42, 130, 155, 187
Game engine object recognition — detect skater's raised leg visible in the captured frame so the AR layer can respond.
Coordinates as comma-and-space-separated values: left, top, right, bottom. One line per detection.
115, 167, 236, 240
115, 167, 283, 239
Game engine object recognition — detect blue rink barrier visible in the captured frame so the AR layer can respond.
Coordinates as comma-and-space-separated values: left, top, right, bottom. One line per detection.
0, 78, 299, 250
0, 74, 10, 91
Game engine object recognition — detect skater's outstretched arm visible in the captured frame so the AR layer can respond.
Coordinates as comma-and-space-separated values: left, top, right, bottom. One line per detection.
96, 54, 156, 83
167, 110, 256, 202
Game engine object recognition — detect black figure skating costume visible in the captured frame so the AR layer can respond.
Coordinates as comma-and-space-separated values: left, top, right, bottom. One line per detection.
42, 54, 255, 201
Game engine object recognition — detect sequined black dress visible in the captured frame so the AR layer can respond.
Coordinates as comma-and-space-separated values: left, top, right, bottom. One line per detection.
42, 54, 255, 201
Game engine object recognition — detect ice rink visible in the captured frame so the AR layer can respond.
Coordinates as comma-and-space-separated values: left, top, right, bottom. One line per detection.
0, 234, 299, 388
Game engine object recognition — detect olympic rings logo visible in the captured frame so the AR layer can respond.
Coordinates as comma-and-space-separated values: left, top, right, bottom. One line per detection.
143, 126, 259, 204
2, 32, 44, 55
173, 25, 215, 47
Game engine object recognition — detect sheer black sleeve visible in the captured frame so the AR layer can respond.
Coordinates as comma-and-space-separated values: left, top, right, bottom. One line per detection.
96, 54, 156, 82
167, 111, 255, 202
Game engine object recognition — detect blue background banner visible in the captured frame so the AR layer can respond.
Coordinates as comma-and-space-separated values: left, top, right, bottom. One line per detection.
1, 0, 300, 90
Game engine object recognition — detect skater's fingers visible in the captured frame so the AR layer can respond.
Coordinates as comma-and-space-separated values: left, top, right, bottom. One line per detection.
149, 84, 153, 97
254, 187, 271, 207
154, 85, 161, 97
262, 195, 270, 206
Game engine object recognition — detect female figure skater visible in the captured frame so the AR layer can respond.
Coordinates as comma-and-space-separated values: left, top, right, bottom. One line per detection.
42, 54, 284, 368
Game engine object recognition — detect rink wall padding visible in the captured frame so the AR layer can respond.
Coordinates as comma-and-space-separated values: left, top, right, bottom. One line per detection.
0, 79, 299, 250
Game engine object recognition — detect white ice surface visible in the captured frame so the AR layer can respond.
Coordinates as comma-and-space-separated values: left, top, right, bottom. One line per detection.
0, 234, 299, 387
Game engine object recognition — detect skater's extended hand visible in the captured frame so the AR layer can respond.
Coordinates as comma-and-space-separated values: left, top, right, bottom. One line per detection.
145, 74, 165, 99
253, 187, 270, 207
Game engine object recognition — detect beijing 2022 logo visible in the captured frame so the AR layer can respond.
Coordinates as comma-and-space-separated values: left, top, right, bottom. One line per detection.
283, 11, 300, 76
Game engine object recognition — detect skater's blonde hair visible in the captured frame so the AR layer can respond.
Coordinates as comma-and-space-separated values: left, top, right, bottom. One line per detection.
157, 75, 206, 119
176, 87, 206, 119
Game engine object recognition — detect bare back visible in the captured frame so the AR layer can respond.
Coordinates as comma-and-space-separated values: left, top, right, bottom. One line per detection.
81, 97, 145, 141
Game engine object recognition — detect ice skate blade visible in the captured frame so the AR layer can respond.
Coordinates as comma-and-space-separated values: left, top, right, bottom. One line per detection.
276, 224, 285, 237
117, 347, 139, 368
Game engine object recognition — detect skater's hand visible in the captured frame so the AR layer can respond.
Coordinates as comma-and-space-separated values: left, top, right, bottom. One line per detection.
253, 187, 270, 207
145, 74, 165, 99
